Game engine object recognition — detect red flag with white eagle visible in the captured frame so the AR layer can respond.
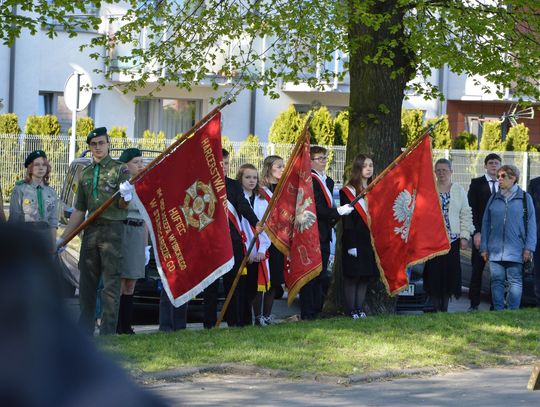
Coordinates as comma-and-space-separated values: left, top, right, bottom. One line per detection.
264, 133, 322, 304
366, 136, 450, 295
133, 114, 234, 307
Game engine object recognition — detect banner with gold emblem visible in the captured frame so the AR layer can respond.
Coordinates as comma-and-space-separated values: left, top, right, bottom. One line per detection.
134, 114, 234, 307
264, 134, 322, 304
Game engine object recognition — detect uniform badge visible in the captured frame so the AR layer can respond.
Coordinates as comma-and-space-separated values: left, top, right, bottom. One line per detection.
23, 198, 31, 205
393, 189, 417, 242
181, 180, 217, 231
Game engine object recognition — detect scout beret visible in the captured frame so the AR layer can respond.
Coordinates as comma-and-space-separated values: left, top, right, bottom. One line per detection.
86, 127, 108, 143
118, 148, 142, 163
24, 150, 47, 168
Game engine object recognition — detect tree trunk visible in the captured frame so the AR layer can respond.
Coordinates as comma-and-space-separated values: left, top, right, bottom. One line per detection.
326, 0, 415, 315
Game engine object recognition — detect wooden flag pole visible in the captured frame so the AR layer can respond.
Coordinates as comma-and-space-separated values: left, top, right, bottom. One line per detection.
349, 117, 443, 206
58, 99, 232, 249
215, 112, 314, 328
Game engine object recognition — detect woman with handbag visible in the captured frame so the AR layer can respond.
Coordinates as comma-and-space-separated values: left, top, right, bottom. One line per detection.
480, 164, 537, 310
423, 159, 474, 312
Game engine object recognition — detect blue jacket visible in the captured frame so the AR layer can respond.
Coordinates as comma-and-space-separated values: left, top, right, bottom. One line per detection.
480, 186, 536, 263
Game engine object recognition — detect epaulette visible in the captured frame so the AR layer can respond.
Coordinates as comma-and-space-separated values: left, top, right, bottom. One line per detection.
15, 180, 25, 186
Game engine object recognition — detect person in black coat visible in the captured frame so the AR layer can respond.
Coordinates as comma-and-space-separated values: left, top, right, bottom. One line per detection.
299, 146, 353, 320
467, 153, 501, 311
527, 175, 540, 306
340, 154, 379, 319
203, 149, 260, 328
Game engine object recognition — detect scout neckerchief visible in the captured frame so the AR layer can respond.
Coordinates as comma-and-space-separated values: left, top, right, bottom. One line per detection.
242, 192, 270, 292
311, 169, 333, 208
92, 162, 100, 200
36, 185, 44, 218
341, 185, 368, 224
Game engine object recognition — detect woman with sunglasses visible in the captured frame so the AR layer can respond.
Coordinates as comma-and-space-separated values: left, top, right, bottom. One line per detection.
480, 165, 536, 310
423, 159, 474, 312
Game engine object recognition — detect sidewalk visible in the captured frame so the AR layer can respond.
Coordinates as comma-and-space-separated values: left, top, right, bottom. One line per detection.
147, 366, 539, 406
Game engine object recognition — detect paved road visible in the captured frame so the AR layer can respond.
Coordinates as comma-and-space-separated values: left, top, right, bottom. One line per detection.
146, 366, 539, 406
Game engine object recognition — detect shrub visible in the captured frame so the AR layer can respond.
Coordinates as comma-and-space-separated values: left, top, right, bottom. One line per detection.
505, 123, 529, 152
453, 131, 477, 150
0, 113, 21, 134
68, 117, 95, 138
334, 110, 349, 145
427, 115, 452, 149
401, 109, 424, 147
479, 121, 504, 151
268, 105, 304, 143
309, 106, 335, 146
24, 115, 61, 136
138, 130, 166, 151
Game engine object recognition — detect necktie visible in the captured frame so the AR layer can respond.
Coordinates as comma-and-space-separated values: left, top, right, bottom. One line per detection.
489, 180, 496, 194
36, 186, 44, 219
92, 164, 100, 200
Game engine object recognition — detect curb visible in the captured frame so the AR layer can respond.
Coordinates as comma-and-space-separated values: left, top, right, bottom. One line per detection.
136, 363, 440, 385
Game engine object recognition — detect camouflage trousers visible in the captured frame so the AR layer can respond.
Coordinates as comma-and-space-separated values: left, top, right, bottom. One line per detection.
78, 219, 123, 335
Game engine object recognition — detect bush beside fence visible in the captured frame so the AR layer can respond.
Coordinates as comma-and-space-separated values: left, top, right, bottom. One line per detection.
2, 133, 540, 201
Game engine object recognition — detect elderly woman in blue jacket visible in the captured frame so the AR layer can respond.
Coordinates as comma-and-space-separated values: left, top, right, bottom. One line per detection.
480, 164, 536, 310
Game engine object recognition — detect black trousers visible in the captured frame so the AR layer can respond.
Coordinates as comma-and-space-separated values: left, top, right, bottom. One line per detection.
203, 240, 244, 328
533, 250, 540, 306
299, 244, 330, 320
159, 289, 188, 331
469, 245, 488, 307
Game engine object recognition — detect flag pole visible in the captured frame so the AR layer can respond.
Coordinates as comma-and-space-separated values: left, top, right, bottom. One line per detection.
349, 117, 443, 206
58, 99, 232, 249
215, 112, 314, 327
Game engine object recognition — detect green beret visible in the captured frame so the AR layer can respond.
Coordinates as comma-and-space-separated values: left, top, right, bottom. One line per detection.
24, 150, 47, 168
86, 127, 108, 143
118, 148, 142, 163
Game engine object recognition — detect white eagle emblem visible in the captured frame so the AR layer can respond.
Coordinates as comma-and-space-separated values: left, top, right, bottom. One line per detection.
393, 189, 417, 242
294, 188, 317, 232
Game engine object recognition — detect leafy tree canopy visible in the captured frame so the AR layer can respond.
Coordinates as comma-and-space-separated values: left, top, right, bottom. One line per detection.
6, 1, 539, 102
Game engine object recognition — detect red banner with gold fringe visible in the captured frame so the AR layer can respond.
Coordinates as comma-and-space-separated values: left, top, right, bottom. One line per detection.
264, 137, 322, 304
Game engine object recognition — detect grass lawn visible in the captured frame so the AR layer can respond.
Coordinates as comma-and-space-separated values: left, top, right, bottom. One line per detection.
99, 308, 540, 377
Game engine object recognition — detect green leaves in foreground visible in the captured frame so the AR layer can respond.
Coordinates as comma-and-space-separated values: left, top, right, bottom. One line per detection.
99, 308, 540, 376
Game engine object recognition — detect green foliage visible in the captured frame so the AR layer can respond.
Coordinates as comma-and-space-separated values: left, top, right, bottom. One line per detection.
427, 115, 452, 150
505, 123, 529, 152
309, 106, 335, 146
137, 130, 166, 151
68, 117, 95, 137
268, 105, 304, 144
238, 134, 264, 170
109, 126, 127, 139
453, 131, 478, 150
479, 122, 504, 151
401, 109, 424, 147
24, 115, 61, 136
334, 110, 349, 146
0, 113, 21, 134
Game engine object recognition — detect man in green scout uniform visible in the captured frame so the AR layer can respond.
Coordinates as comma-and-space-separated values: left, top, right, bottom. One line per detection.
59, 127, 131, 335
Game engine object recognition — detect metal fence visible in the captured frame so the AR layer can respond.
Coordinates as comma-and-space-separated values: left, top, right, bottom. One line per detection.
1, 133, 540, 200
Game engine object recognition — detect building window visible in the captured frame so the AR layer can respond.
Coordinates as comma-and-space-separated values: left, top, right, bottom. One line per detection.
134, 98, 202, 138
465, 115, 500, 145
38, 92, 95, 133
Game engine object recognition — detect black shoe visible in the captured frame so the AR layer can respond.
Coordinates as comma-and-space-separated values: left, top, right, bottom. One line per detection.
467, 305, 479, 312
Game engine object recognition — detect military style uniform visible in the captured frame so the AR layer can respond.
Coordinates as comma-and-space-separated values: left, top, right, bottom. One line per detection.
9, 181, 58, 250
76, 154, 130, 335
